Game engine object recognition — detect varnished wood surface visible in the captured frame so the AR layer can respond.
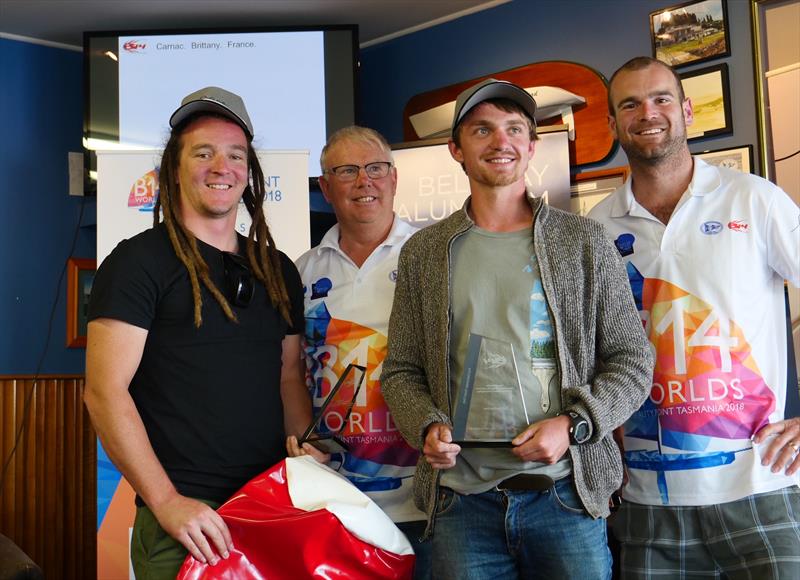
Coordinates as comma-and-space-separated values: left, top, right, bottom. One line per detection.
0, 375, 96, 580
403, 60, 616, 167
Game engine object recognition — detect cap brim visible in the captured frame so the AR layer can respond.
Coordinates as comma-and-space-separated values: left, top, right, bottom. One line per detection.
169, 100, 252, 138
454, 82, 537, 132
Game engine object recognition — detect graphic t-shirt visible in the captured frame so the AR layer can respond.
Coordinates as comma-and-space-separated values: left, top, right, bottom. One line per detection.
442, 226, 570, 495
588, 158, 800, 506
294, 217, 424, 522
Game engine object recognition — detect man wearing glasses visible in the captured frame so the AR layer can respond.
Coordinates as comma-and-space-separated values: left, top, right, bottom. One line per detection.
382, 79, 653, 579
84, 87, 309, 577
287, 126, 431, 578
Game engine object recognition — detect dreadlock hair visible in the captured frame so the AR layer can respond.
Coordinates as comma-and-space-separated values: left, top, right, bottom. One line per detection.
154, 112, 292, 328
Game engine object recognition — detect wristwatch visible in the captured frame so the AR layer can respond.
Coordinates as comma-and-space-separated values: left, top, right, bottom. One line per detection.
563, 411, 591, 445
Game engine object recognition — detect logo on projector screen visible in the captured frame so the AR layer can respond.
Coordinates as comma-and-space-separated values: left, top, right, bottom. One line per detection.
123, 40, 147, 53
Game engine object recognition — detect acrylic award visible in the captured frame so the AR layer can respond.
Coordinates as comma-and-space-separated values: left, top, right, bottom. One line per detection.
452, 334, 529, 447
299, 363, 366, 454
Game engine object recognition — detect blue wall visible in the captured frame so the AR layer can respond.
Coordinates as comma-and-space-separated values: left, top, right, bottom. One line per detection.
361, 0, 759, 173
0, 0, 763, 374
0, 37, 95, 374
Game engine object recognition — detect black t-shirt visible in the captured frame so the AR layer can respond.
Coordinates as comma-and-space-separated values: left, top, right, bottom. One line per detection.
88, 224, 304, 503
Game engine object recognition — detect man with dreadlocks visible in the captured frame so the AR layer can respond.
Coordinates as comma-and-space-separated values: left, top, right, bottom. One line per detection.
84, 87, 309, 577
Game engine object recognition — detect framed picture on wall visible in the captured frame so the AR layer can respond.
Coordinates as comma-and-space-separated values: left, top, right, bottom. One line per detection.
67, 257, 96, 348
680, 63, 732, 140
650, 0, 730, 68
696, 144, 753, 173
569, 166, 630, 216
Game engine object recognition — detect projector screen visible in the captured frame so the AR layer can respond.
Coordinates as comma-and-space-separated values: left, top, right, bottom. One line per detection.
84, 26, 358, 179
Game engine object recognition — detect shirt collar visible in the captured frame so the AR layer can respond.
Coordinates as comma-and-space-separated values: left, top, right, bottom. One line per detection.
317, 223, 342, 252
315, 214, 416, 255
610, 156, 721, 218
610, 178, 637, 218
687, 156, 722, 197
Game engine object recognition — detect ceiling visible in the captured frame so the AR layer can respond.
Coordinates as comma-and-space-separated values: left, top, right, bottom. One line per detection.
0, 0, 509, 49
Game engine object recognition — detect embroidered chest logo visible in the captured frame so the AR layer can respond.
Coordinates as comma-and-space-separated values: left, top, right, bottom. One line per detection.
311, 277, 333, 299
727, 220, 749, 233
614, 233, 636, 257
699, 221, 722, 235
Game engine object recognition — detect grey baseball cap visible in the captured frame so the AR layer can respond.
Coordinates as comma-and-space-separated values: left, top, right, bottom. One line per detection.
169, 86, 254, 138
451, 78, 537, 134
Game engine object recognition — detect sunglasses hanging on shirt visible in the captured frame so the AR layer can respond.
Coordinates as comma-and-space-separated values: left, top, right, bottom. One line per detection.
222, 251, 255, 308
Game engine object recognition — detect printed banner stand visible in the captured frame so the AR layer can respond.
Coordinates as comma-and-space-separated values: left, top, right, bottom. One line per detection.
96, 149, 310, 264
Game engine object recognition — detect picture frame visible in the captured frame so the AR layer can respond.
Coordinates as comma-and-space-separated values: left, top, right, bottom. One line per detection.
696, 144, 753, 173
680, 63, 732, 140
650, 0, 730, 68
569, 166, 630, 217
67, 257, 96, 348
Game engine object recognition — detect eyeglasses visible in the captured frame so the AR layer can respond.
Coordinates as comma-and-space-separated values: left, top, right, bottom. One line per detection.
222, 251, 254, 308
324, 161, 392, 182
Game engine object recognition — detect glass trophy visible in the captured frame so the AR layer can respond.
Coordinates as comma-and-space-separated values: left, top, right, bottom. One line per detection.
452, 334, 530, 447
299, 363, 366, 454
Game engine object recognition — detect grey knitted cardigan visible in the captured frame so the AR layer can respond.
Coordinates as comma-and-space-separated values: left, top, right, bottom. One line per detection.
381, 195, 654, 532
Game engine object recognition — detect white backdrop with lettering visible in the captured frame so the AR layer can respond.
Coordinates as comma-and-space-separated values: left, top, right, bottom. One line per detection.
391, 127, 570, 227
96, 149, 310, 265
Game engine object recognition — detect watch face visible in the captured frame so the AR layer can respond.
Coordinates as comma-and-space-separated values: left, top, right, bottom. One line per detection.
573, 421, 590, 443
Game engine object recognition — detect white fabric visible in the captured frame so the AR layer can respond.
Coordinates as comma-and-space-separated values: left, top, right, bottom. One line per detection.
295, 216, 424, 522
588, 158, 800, 506
286, 456, 413, 555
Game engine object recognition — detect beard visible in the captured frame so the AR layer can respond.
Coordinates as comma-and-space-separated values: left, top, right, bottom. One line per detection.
620, 124, 687, 166
466, 157, 528, 188
472, 169, 523, 187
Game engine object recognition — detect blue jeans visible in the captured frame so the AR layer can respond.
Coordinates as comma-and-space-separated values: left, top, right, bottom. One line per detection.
431, 477, 611, 580
397, 519, 432, 580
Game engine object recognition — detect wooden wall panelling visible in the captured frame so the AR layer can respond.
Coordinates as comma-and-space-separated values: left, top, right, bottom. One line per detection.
0, 376, 96, 580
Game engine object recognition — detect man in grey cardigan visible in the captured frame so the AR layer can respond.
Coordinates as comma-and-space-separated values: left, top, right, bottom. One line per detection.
381, 78, 653, 580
